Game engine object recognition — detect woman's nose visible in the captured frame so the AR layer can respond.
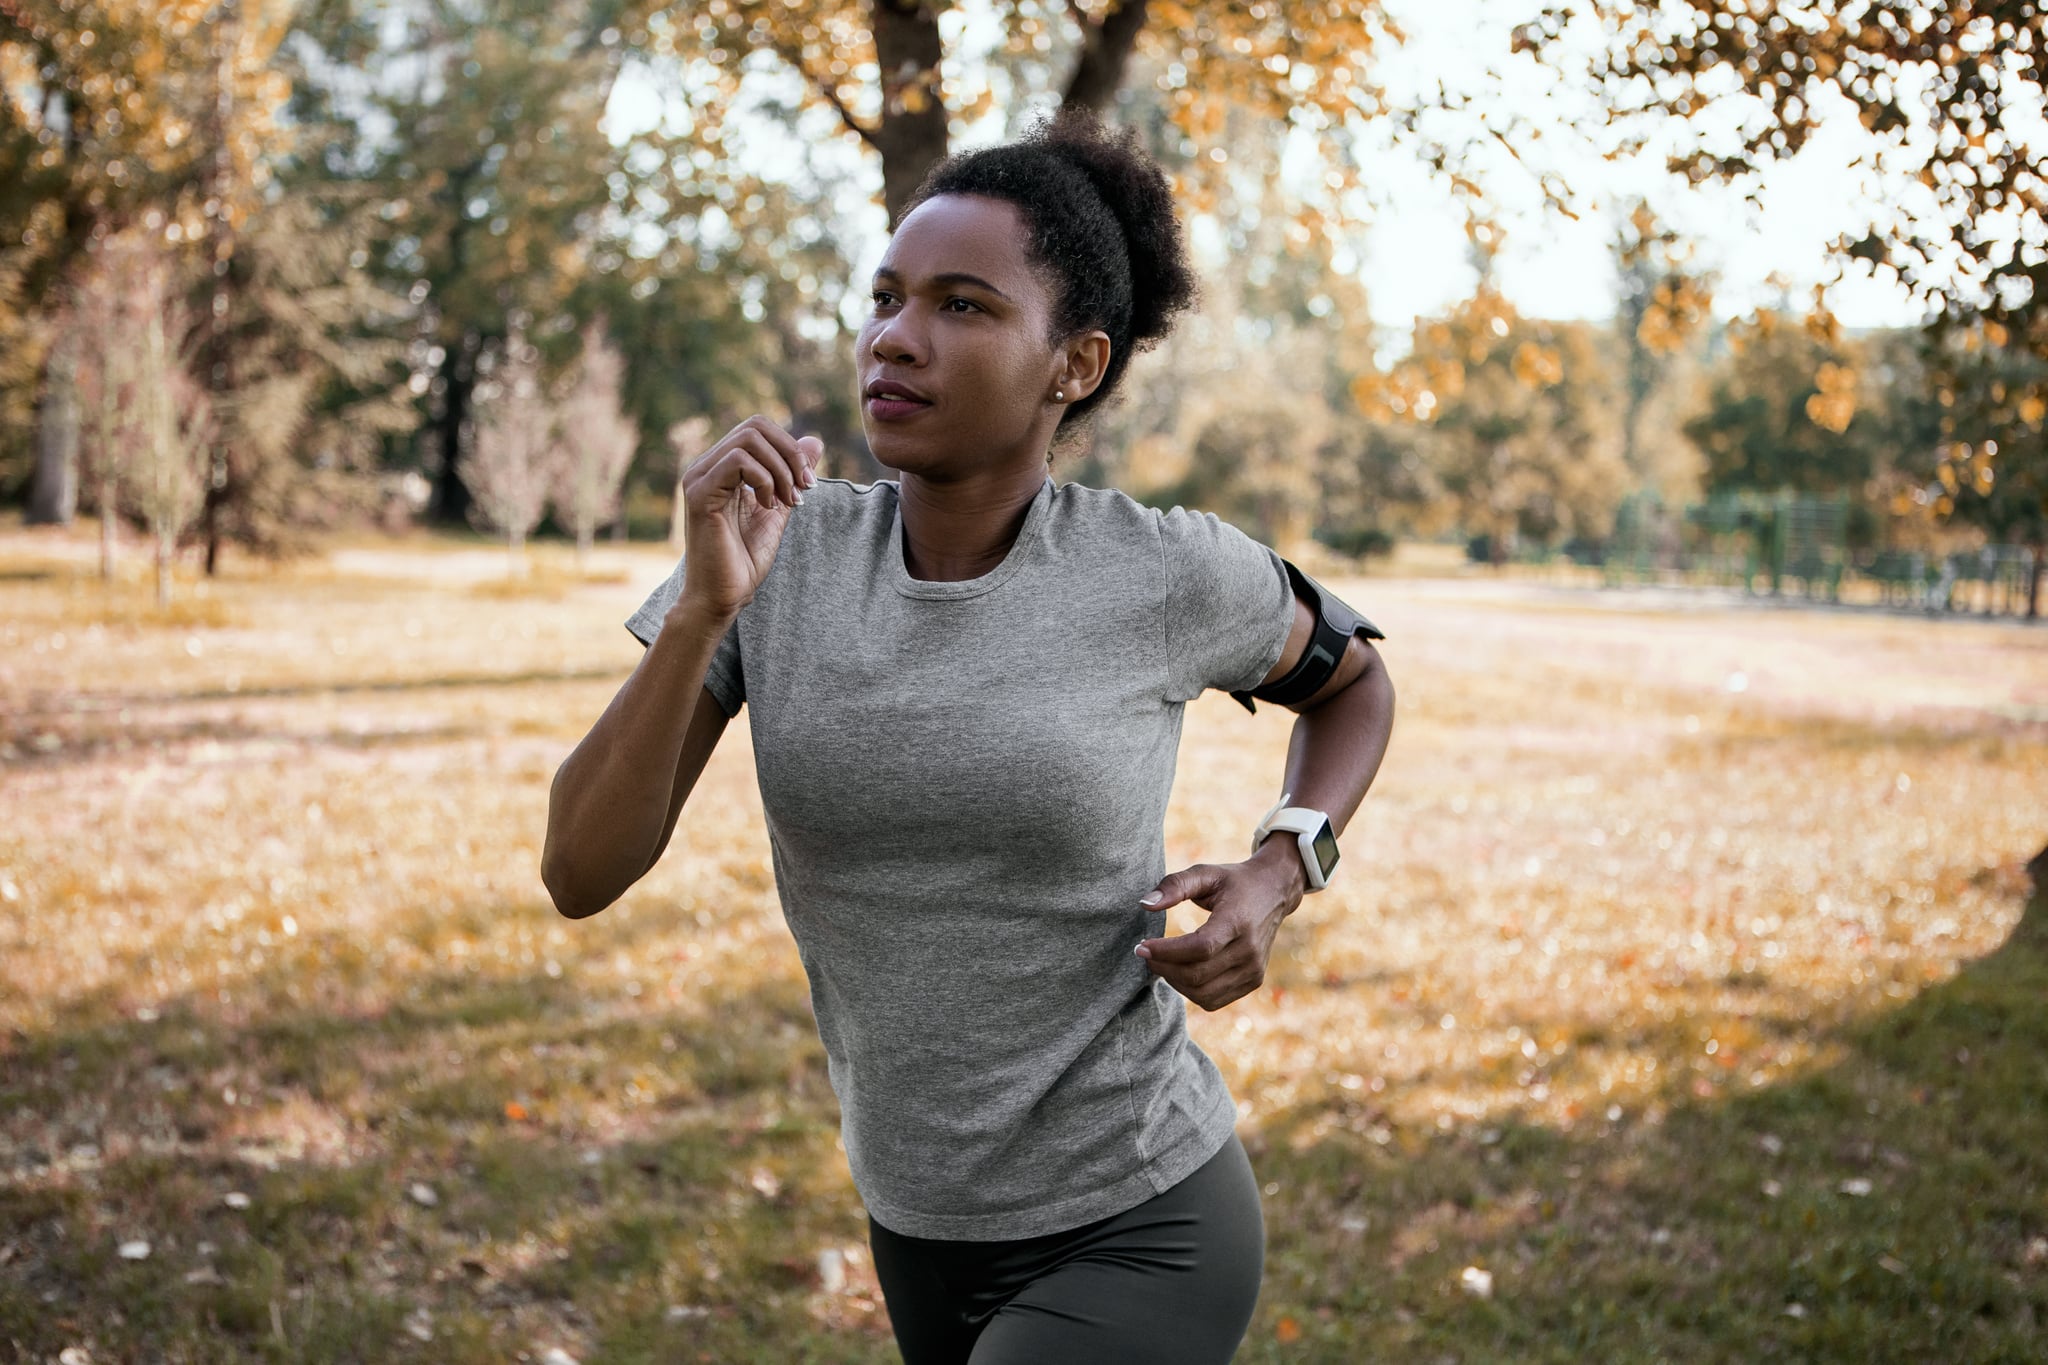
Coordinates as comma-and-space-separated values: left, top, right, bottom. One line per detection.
870, 307, 926, 365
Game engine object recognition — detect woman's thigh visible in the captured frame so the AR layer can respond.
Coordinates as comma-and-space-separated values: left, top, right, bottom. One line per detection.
870, 1132, 1266, 1365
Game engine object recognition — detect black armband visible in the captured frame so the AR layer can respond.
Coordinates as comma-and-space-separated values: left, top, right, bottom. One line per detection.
1230, 560, 1384, 713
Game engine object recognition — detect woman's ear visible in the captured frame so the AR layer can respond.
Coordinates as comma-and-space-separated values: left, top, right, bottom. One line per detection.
1056, 330, 1113, 403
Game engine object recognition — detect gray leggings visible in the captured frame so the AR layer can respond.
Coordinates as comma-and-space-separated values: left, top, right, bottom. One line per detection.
867, 1132, 1266, 1365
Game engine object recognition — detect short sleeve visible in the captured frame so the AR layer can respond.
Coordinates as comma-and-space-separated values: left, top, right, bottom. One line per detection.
623, 556, 745, 717
1157, 507, 1295, 703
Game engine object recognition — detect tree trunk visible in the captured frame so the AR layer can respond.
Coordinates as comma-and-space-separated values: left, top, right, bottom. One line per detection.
99, 476, 116, 580
430, 329, 482, 526
1061, 0, 1151, 113
200, 0, 239, 577
872, 0, 951, 226
2029, 542, 2042, 621
155, 529, 174, 607
576, 523, 593, 573
671, 464, 687, 551
508, 526, 525, 575
846, 0, 1155, 227
27, 328, 81, 525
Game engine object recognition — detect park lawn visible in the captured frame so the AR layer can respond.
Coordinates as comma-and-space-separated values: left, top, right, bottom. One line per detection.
2, 529, 2045, 1363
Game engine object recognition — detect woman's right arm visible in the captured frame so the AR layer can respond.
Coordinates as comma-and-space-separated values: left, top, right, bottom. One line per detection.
540, 415, 820, 919
541, 613, 736, 919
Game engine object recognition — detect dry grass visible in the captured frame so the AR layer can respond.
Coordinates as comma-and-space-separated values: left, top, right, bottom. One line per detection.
2, 525, 2045, 1363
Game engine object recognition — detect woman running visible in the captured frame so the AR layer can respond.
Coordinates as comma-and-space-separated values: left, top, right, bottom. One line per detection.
541, 109, 1395, 1365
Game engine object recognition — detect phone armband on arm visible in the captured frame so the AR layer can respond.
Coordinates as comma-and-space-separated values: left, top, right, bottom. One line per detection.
1229, 560, 1384, 713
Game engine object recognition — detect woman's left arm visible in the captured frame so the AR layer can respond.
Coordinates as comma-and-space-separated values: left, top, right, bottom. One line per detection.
1137, 597, 1395, 1010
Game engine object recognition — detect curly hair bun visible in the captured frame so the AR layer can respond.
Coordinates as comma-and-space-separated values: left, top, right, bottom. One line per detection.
905, 106, 1199, 432
1030, 108, 1198, 351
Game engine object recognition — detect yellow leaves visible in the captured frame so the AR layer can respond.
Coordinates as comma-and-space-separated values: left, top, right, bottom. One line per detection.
1275, 1315, 1303, 1343
1348, 372, 1392, 421
1638, 276, 1712, 355
1727, 309, 1781, 356
1512, 341, 1564, 388
1803, 362, 1858, 434
1801, 306, 1841, 346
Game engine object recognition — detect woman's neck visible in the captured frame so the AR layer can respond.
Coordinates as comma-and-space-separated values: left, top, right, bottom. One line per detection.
897, 463, 1048, 583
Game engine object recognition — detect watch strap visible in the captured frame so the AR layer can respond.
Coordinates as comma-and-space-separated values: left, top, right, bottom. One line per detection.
1250, 793, 1337, 892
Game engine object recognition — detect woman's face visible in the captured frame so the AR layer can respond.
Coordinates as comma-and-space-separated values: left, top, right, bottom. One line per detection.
856, 193, 1091, 480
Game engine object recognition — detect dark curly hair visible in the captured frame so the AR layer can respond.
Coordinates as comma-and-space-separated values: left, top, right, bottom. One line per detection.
901, 108, 1198, 436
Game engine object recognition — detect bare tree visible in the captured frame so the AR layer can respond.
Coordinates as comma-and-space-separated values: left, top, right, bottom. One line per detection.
72, 232, 212, 603
72, 280, 135, 583
551, 319, 639, 571
665, 416, 712, 551
464, 332, 560, 572
136, 315, 216, 606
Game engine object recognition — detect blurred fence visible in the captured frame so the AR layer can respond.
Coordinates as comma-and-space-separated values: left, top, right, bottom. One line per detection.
1584, 492, 2043, 617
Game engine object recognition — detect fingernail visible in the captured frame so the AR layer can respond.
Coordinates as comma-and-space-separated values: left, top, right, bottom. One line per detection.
792, 491, 804, 506
1139, 892, 1163, 906
1134, 942, 1151, 958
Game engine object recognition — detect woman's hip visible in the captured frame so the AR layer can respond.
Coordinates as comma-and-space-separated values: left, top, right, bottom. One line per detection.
868, 1130, 1266, 1365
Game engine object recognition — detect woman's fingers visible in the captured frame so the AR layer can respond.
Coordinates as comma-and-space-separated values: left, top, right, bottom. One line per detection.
748, 418, 819, 491
730, 417, 814, 505
686, 425, 806, 511
691, 445, 789, 515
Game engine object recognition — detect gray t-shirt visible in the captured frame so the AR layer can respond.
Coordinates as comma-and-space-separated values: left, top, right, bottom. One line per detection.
626, 476, 1293, 1239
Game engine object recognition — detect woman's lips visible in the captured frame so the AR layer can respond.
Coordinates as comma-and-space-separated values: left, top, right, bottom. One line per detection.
867, 394, 932, 421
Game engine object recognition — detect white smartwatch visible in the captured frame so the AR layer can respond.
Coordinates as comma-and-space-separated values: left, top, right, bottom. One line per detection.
1251, 792, 1339, 892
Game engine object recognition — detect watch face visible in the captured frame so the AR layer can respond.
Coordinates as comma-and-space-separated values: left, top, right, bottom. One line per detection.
1311, 821, 1339, 877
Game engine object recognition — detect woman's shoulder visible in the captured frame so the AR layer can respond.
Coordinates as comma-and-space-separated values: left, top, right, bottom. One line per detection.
1044, 479, 1168, 540
1045, 481, 1262, 554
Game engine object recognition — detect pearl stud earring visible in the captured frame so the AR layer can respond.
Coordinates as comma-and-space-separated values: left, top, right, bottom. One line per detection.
1055, 389, 1065, 401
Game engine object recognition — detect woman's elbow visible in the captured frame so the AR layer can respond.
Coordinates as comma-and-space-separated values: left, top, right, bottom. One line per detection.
540, 843, 609, 920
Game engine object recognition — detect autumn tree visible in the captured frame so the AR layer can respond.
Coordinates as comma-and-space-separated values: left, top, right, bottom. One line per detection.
1095, 100, 1387, 550
662, 1, 1410, 226
3, 0, 412, 568
2, 0, 214, 516
71, 231, 213, 604
285, 0, 647, 526
551, 321, 641, 568
69, 245, 137, 580
464, 330, 561, 569
0, 0, 298, 525
1527, 2, 2045, 357
1906, 327, 2048, 614
134, 309, 215, 608
1682, 312, 1906, 497
1363, 274, 1628, 561
666, 416, 712, 548
1524, 1, 2048, 585
1613, 201, 1713, 503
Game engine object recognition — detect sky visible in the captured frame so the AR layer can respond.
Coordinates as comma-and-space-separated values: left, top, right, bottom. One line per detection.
604, 0, 1973, 344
